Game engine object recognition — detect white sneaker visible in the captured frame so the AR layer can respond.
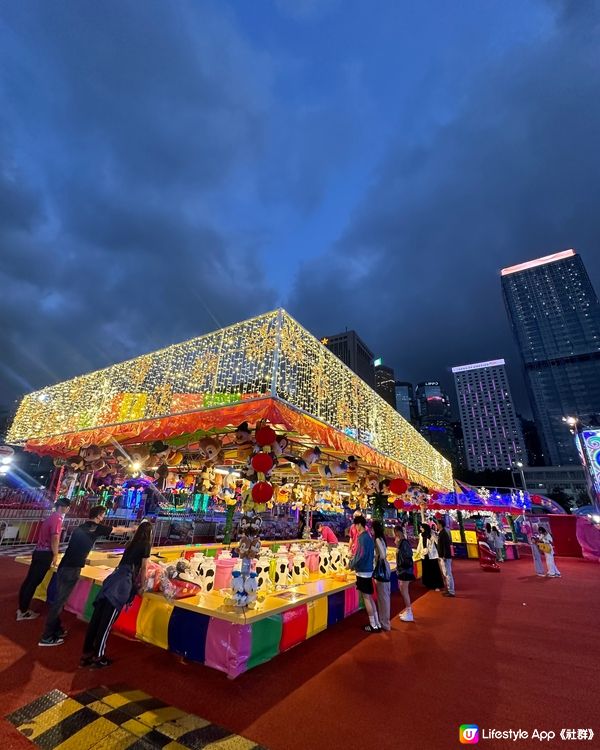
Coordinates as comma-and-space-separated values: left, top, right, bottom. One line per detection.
399, 609, 414, 622
16, 609, 39, 621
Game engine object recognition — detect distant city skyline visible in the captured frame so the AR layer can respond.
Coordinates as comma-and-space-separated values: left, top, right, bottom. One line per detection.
2, 2, 600, 429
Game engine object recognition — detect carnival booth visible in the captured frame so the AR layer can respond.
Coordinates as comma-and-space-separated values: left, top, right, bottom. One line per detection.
9, 309, 452, 677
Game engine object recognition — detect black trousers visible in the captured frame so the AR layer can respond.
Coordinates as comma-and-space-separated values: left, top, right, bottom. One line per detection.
83, 598, 120, 659
18, 550, 53, 613
42, 566, 81, 639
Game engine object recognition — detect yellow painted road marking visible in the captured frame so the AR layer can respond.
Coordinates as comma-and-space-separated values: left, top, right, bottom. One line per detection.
85, 726, 140, 750
120, 718, 153, 737
101, 690, 150, 708
16, 698, 82, 741
136, 705, 187, 728
204, 737, 262, 750
158, 713, 212, 739
53, 717, 117, 750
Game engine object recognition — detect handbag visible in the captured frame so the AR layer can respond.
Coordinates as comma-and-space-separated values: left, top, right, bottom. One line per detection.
374, 556, 391, 582
538, 542, 551, 554
374, 541, 391, 582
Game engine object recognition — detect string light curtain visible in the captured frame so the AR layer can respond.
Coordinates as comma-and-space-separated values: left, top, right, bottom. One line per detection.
8, 309, 452, 489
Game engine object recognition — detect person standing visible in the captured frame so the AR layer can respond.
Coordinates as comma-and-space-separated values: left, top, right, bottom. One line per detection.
316, 522, 338, 545
492, 526, 506, 562
81, 519, 152, 668
415, 522, 444, 590
394, 524, 416, 621
348, 515, 381, 633
524, 521, 545, 576
538, 527, 561, 578
372, 520, 391, 631
348, 510, 361, 556
38, 505, 111, 647
17, 497, 71, 621
436, 517, 455, 597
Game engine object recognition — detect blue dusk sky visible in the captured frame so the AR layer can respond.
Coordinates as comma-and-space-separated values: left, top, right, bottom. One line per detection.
1, 0, 599, 413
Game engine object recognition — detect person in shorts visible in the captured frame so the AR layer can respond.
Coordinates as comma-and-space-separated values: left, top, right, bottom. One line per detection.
348, 515, 381, 633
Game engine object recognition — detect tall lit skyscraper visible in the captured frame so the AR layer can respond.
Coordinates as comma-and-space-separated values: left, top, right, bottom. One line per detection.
374, 360, 396, 409
322, 330, 375, 387
501, 249, 600, 465
452, 359, 526, 472
415, 381, 456, 463
395, 381, 416, 424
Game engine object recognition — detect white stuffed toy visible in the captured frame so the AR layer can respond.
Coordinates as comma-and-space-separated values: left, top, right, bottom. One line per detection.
319, 548, 331, 575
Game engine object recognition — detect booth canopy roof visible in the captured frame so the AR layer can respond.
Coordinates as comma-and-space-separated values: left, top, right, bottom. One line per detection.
8, 309, 452, 491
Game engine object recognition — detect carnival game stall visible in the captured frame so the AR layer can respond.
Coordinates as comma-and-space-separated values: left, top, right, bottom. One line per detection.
9, 309, 452, 677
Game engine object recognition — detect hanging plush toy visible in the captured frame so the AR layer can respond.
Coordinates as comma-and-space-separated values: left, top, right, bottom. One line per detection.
198, 437, 222, 465
233, 422, 254, 461
346, 455, 359, 484
331, 459, 349, 476
289, 446, 321, 475
365, 474, 380, 496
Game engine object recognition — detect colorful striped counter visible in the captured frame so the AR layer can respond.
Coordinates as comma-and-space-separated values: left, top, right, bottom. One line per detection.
18, 555, 417, 679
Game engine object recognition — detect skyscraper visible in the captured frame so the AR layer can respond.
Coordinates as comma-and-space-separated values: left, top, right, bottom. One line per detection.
501, 249, 600, 465
452, 359, 526, 472
374, 360, 396, 409
415, 381, 456, 462
395, 381, 417, 424
322, 330, 375, 387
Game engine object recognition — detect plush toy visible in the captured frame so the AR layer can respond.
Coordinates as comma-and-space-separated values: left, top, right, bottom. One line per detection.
243, 572, 258, 604
80, 444, 103, 463
271, 435, 289, 458
365, 475, 380, 496
68, 454, 86, 472
150, 441, 171, 461
238, 512, 263, 560
233, 421, 254, 461
331, 459, 349, 476
198, 437, 222, 465
219, 472, 237, 505
290, 446, 321, 475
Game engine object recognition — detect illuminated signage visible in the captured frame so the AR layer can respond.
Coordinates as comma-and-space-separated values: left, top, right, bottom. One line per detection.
451, 359, 505, 373
374, 358, 383, 367
500, 249, 575, 276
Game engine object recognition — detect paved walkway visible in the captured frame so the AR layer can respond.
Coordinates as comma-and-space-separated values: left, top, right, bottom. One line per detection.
1, 557, 598, 750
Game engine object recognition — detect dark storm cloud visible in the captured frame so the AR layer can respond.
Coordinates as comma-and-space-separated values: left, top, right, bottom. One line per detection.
287, 0, 600, 410
0, 0, 277, 403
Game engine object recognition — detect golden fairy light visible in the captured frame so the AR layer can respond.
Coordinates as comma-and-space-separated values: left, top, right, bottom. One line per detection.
7, 309, 453, 489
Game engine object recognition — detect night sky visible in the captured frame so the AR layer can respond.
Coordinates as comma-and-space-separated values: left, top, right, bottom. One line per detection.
1, 0, 599, 417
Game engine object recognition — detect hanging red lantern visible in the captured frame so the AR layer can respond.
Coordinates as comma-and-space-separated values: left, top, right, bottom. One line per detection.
389, 478, 408, 496
251, 452, 274, 474
393, 497, 404, 510
252, 481, 274, 502
255, 426, 277, 447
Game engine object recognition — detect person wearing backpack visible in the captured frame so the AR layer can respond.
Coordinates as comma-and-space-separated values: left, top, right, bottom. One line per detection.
394, 524, 416, 622
372, 520, 391, 631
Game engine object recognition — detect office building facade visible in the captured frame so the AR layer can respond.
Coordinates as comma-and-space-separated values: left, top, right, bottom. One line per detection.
374, 361, 396, 409
452, 359, 526, 472
502, 249, 600, 465
415, 381, 456, 463
323, 330, 375, 387
395, 381, 417, 424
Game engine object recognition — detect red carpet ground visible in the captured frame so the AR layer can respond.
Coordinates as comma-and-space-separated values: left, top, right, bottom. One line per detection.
1, 557, 598, 750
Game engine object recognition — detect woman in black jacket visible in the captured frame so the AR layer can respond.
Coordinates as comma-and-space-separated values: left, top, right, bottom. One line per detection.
81, 520, 152, 668
416, 522, 445, 590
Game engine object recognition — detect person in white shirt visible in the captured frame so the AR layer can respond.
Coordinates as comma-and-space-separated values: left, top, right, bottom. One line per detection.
538, 527, 561, 577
